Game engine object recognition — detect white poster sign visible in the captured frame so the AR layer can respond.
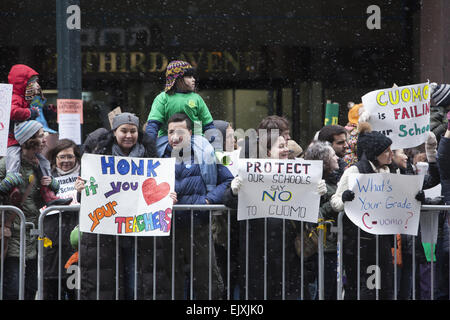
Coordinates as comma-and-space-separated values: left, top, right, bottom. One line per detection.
237, 158, 323, 222
58, 113, 81, 145
0, 84, 13, 156
344, 173, 424, 235
361, 82, 431, 150
79, 154, 175, 236
41, 171, 80, 216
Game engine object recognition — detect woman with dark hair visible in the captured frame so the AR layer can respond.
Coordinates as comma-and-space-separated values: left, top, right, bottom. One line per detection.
331, 122, 425, 300
224, 123, 326, 300
42, 139, 81, 300
75, 112, 171, 300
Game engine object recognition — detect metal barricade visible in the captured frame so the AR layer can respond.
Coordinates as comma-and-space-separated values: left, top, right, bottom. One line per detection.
36, 204, 330, 300
37, 204, 80, 300
336, 204, 450, 300
0, 205, 28, 300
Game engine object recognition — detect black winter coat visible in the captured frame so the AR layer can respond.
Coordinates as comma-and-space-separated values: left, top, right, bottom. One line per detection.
78, 130, 170, 300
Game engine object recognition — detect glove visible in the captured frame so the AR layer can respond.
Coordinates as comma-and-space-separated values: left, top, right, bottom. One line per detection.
44, 104, 57, 113
342, 190, 355, 202
231, 176, 243, 196
29, 106, 39, 119
317, 179, 327, 196
425, 131, 437, 162
0, 172, 24, 194
430, 82, 438, 95
358, 109, 370, 123
415, 190, 425, 203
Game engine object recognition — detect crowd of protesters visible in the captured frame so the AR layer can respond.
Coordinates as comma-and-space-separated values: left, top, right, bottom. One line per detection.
1, 61, 450, 301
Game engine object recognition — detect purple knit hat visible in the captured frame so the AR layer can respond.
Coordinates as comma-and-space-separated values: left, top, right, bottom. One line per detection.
164, 60, 194, 92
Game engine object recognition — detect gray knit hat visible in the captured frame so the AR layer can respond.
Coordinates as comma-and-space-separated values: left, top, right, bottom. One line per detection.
112, 112, 139, 130
14, 120, 43, 145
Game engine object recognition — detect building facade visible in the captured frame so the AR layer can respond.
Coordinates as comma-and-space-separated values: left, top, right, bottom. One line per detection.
1, 0, 448, 146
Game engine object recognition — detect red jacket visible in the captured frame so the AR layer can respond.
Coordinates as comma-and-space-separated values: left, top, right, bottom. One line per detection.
7, 64, 39, 147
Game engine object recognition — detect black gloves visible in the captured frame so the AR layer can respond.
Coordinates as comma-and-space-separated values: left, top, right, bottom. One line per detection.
415, 190, 425, 203
342, 190, 355, 202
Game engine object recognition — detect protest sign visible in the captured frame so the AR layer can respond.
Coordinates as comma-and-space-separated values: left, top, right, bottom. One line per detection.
57, 99, 83, 144
361, 82, 431, 149
0, 84, 12, 156
79, 154, 175, 236
216, 149, 241, 177
40, 171, 79, 216
237, 158, 322, 222
344, 173, 424, 235
108, 106, 121, 129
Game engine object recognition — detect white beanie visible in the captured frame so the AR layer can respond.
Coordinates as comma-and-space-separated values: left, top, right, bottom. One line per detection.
14, 120, 43, 145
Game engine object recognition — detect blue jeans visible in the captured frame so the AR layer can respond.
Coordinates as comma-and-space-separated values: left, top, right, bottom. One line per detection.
2, 257, 37, 300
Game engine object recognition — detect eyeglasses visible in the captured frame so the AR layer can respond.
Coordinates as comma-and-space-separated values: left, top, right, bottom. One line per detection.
57, 154, 75, 160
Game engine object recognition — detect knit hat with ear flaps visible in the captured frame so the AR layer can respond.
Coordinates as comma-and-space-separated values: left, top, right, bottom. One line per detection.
164, 60, 194, 92
356, 122, 392, 162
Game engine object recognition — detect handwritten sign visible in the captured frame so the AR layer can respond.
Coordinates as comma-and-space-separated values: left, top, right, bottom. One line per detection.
344, 173, 424, 235
57, 99, 83, 123
79, 154, 175, 236
41, 171, 79, 216
57, 99, 83, 144
108, 106, 121, 129
0, 84, 13, 156
361, 82, 431, 149
216, 149, 241, 177
237, 158, 323, 222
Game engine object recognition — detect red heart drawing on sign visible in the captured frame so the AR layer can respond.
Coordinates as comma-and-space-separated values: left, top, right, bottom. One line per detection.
142, 178, 170, 205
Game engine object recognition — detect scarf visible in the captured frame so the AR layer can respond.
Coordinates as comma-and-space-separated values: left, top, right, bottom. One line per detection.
54, 162, 80, 177
112, 142, 145, 157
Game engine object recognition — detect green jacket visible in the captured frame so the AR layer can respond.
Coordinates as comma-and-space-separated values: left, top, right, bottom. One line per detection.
147, 91, 213, 137
0, 157, 58, 260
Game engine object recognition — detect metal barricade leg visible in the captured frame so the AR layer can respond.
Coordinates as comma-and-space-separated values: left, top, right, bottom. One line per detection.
318, 226, 324, 300
337, 212, 344, 300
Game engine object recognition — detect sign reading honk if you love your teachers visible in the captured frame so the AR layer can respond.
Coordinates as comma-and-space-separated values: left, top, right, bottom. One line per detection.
344, 173, 424, 236
79, 154, 175, 236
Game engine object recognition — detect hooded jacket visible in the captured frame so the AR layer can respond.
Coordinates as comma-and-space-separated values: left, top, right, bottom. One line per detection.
8, 64, 39, 147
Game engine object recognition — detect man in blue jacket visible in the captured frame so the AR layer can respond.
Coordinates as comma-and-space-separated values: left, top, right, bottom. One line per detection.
159, 112, 233, 299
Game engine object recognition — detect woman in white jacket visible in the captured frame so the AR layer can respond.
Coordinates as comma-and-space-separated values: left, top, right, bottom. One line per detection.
330, 122, 424, 300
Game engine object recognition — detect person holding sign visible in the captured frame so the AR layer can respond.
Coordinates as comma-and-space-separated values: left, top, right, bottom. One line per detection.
42, 139, 81, 300
75, 112, 165, 300
331, 122, 425, 300
0, 120, 62, 299
224, 125, 327, 300
158, 113, 233, 300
